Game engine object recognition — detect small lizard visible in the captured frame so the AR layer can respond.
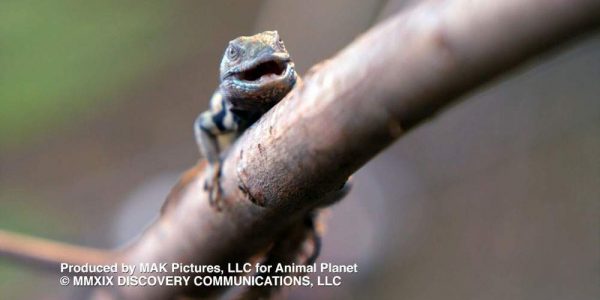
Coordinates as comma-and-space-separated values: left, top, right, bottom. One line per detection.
194, 30, 298, 208
194, 32, 350, 295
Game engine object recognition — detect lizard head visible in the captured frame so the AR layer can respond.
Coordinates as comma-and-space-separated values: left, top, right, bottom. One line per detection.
219, 31, 297, 111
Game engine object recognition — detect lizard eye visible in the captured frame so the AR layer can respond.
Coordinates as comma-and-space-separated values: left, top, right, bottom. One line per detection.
277, 38, 286, 50
227, 46, 240, 60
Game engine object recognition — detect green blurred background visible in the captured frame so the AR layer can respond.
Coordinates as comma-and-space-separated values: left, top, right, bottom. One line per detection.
0, 1, 598, 299
1, 0, 170, 146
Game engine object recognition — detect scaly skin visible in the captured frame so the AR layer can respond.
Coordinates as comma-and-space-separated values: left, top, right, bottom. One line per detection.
194, 31, 298, 208
193, 32, 351, 298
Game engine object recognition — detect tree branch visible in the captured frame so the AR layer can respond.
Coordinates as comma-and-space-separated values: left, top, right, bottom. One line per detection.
118, 1, 599, 299
1, 0, 598, 299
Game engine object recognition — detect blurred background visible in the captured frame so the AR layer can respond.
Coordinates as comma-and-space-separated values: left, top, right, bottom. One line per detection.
0, 0, 598, 299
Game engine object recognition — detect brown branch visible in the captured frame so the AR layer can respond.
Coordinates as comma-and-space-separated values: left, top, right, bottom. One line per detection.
1, 0, 598, 299
117, 0, 599, 299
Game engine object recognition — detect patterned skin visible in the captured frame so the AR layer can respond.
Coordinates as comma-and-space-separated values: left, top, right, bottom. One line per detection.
194, 30, 298, 207
193, 33, 350, 290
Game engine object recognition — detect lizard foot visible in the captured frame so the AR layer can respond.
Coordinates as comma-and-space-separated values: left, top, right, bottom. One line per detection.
203, 160, 223, 210
303, 212, 322, 265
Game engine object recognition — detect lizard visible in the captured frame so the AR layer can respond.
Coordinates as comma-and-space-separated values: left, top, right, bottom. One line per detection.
193, 31, 350, 297
194, 30, 298, 209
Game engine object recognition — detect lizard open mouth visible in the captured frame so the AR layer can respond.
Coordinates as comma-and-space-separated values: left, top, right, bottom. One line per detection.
236, 60, 288, 82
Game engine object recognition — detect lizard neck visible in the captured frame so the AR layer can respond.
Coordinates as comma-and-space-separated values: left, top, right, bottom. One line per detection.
230, 107, 267, 130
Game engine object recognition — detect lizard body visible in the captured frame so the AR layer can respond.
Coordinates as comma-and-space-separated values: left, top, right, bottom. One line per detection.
194, 32, 350, 298
194, 30, 298, 207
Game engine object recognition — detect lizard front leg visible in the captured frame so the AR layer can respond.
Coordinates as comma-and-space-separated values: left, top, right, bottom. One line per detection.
194, 111, 224, 209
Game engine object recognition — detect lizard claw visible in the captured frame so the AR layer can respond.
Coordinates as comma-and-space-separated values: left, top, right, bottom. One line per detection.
305, 225, 322, 265
203, 161, 223, 210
